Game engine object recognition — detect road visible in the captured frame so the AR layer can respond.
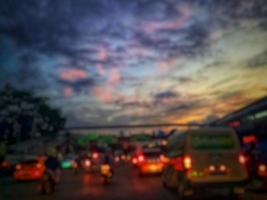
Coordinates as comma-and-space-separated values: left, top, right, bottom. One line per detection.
0, 164, 266, 200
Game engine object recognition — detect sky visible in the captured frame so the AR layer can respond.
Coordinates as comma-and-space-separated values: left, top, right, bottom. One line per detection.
0, 0, 267, 127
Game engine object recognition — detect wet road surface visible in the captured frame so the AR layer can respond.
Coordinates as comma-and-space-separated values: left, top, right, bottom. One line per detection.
1, 165, 266, 200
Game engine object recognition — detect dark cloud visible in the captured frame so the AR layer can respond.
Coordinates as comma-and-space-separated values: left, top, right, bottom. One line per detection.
114, 98, 152, 109
178, 77, 193, 84
165, 100, 202, 114
0, 0, 266, 126
57, 78, 95, 93
154, 91, 179, 100
218, 91, 242, 100
205, 60, 226, 69
247, 50, 267, 68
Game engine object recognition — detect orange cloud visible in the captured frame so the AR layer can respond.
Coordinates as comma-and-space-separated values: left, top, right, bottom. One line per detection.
93, 85, 124, 104
93, 86, 114, 103
60, 68, 88, 81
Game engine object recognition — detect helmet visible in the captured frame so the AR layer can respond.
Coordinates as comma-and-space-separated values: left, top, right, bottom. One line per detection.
46, 147, 57, 157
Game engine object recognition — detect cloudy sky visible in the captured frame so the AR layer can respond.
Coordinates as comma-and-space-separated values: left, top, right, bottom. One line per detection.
0, 0, 267, 127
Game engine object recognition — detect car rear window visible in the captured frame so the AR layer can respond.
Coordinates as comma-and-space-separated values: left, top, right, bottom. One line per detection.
21, 160, 38, 165
191, 134, 235, 150
143, 152, 161, 158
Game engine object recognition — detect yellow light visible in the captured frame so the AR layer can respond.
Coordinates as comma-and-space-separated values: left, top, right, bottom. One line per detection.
161, 140, 168, 146
184, 156, 192, 169
149, 164, 158, 172
101, 164, 111, 175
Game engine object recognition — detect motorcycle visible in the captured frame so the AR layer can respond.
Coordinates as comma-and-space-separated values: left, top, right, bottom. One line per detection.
82, 158, 91, 172
40, 170, 56, 194
100, 164, 113, 184
247, 157, 267, 190
40, 169, 60, 194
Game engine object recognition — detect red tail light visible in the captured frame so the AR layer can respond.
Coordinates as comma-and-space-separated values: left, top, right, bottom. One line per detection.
132, 158, 138, 164
36, 163, 42, 169
160, 154, 164, 162
174, 157, 183, 171
259, 164, 266, 172
92, 152, 99, 159
115, 156, 120, 163
219, 165, 226, 172
138, 155, 144, 162
16, 164, 22, 170
209, 165, 216, 172
183, 156, 192, 169
160, 154, 170, 163
85, 159, 91, 167
258, 164, 267, 176
1, 161, 8, 168
238, 154, 246, 165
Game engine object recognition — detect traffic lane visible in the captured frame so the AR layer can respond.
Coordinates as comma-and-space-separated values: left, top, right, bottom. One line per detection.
0, 165, 175, 200
0, 165, 266, 200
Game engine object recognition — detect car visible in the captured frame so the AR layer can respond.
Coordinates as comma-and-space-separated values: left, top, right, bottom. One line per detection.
137, 148, 166, 176
14, 159, 45, 181
161, 127, 248, 199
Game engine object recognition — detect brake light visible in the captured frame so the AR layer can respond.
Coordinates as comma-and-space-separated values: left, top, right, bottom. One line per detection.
85, 159, 91, 167
259, 164, 266, 173
174, 157, 183, 171
36, 163, 42, 169
238, 154, 246, 165
132, 158, 138, 165
183, 156, 192, 169
138, 155, 144, 162
72, 160, 78, 168
115, 156, 120, 163
1, 161, 8, 168
209, 165, 216, 172
121, 155, 126, 160
160, 154, 165, 162
16, 164, 21, 170
219, 165, 226, 172
92, 152, 99, 159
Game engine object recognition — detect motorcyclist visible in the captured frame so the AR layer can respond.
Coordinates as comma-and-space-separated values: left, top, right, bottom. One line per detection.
44, 147, 61, 183
101, 149, 114, 174
245, 142, 259, 178
74, 151, 89, 172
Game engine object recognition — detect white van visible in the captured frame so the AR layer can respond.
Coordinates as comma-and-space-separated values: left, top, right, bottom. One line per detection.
162, 127, 248, 199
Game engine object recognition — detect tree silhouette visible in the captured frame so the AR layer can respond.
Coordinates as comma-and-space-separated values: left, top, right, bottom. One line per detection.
0, 85, 65, 143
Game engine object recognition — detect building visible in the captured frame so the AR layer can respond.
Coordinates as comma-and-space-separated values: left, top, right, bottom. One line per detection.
213, 96, 267, 142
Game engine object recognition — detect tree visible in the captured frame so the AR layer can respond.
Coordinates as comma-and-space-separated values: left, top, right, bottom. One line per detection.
0, 85, 65, 143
